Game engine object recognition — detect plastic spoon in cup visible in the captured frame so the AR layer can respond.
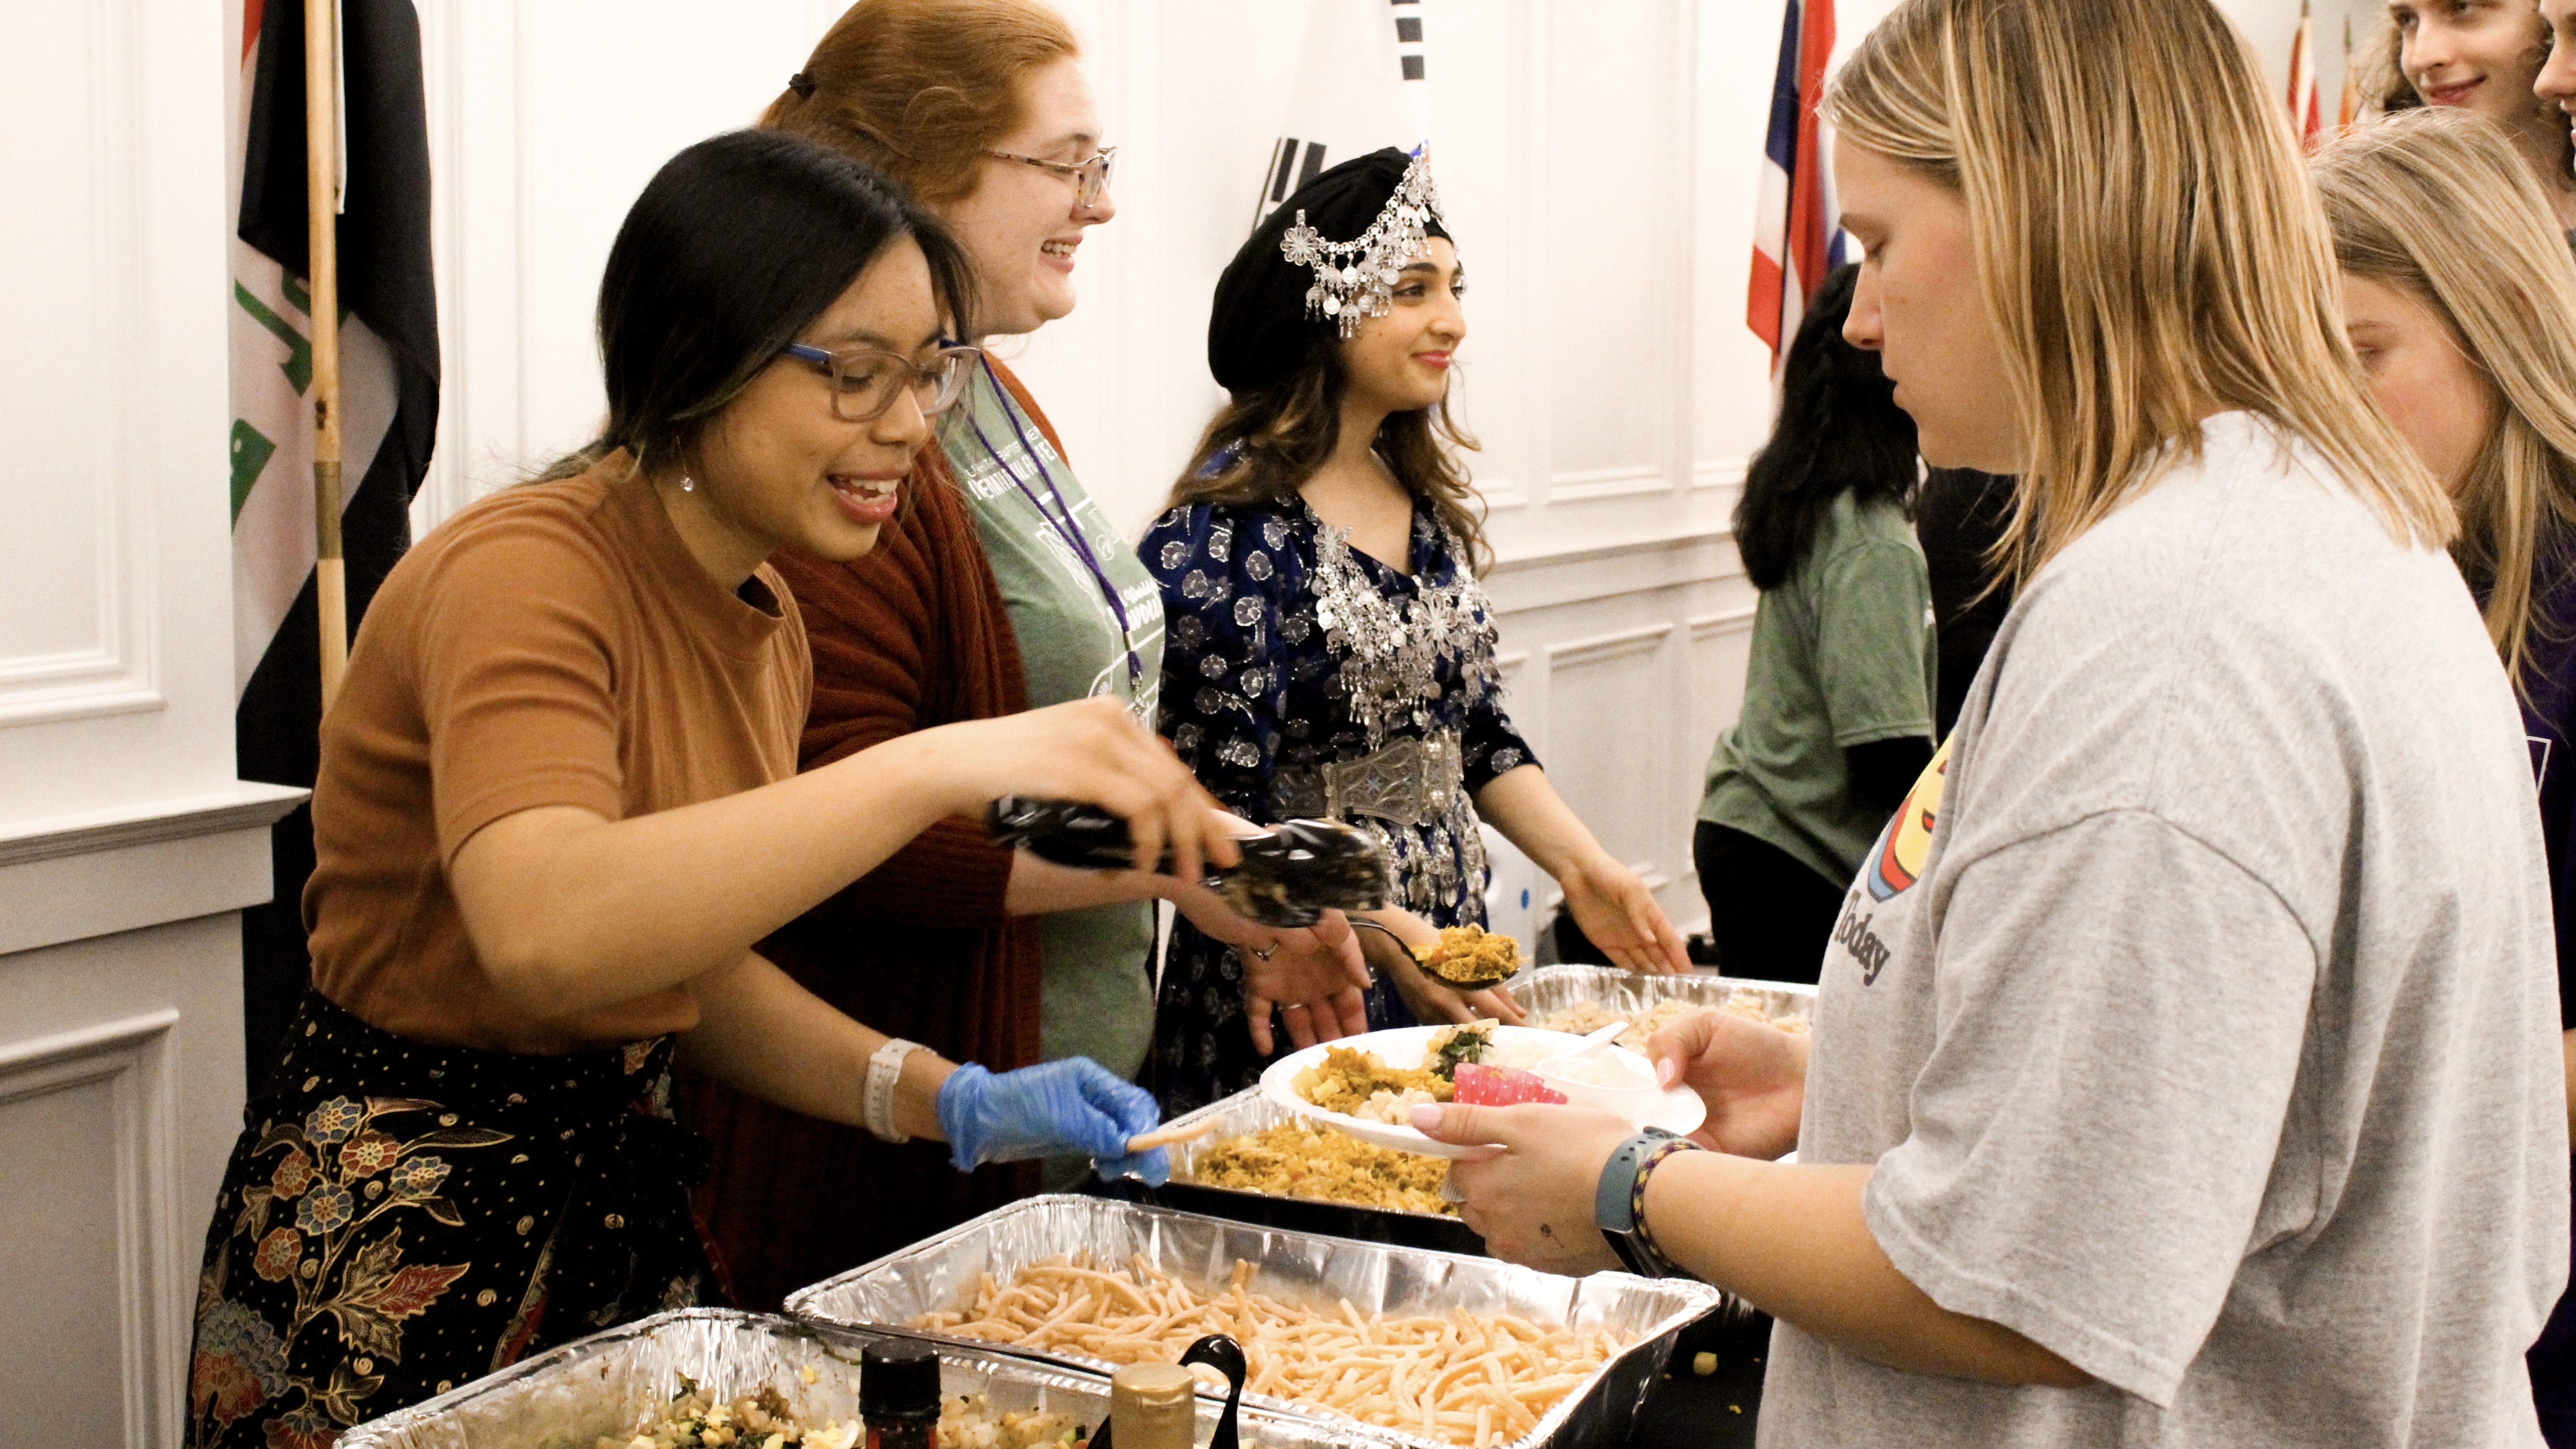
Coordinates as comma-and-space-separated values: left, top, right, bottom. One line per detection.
1568, 1020, 1629, 1057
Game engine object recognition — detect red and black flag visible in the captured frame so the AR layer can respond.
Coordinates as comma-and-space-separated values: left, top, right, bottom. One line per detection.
229, 0, 438, 1080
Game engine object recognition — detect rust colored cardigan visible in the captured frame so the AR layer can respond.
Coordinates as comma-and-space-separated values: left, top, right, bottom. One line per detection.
685, 364, 1069, 1310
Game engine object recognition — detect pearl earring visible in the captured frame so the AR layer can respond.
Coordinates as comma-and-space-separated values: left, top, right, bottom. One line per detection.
681, 475, 696, 492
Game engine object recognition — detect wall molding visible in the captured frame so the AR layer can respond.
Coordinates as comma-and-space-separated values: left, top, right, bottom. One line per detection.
0, 1007, 181, 1449
1546, 465, 1671, 503
1687, 604, 1758, 640
1487, 525, 1740, 617
1546, 620, 1676, 669
0, 781, 307, 870
1492, 525, 1730, 575
1691, 457, 1749, 491
0, 783, 304, 956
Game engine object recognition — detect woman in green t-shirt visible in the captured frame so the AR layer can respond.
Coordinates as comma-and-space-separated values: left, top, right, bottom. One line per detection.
1695, 262, 1936, 984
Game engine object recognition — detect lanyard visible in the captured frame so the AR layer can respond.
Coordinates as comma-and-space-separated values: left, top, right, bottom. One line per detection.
963, 358, 1149, 711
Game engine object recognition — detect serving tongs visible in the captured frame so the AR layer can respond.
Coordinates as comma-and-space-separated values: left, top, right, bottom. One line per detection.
985, 797, 1391, 928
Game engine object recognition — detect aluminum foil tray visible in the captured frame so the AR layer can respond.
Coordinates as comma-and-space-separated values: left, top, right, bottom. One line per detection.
1147, 1088, 1484, 1257
784, 1195, 1722, 1449
1508, 965, 1814, 1038
339, 1307, 1384, 1449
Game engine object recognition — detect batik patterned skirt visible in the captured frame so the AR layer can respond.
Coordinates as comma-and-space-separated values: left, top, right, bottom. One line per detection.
184, 991, 715, 1448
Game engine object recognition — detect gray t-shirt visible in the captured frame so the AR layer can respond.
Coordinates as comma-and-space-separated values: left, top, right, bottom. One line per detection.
1764, 413, 2568, 1448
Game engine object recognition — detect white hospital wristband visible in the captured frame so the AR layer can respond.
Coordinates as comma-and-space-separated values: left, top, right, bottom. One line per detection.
865, 1038, 925, 1143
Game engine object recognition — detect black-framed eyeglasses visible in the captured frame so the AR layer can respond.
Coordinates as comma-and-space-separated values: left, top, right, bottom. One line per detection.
780, 341, 982, 423
982, 146, 1117, 210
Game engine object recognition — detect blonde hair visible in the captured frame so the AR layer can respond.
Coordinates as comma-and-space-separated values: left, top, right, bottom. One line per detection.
2313, 107, 2576, 688
1824, 0, 2452, 585
2354, 12, 2422, 118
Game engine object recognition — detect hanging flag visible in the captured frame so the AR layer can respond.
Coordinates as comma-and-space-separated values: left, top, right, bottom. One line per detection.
1748, 0, 1846, 369
2288, 0, 2324, 149
230, 0, 440, 1078
2338, 15, 2359, 134
1252, 0, 1431, 227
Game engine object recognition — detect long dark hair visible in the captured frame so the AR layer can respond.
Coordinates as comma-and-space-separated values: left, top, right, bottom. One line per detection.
541, 129, 976, 481
1166, 337, 1489, 572
1732, 263, 1918, 590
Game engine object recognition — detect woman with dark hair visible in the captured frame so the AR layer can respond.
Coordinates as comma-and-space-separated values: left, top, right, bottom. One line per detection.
686, 0, 1370, 1311
1693, 261, 1934, 984
179, 130, 1221, 1447
1914, 466, 2014, 739
1142, 148, 1690, 1118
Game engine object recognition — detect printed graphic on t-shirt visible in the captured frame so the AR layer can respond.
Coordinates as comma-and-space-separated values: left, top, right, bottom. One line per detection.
1866, 736, 1951, 901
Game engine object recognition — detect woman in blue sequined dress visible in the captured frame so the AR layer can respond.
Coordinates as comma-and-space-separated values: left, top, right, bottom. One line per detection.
1142, 149, 1690, 1116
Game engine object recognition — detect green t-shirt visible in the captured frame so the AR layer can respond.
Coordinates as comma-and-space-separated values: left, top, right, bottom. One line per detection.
1699, 492, 1936, 886
940, 368, 1165, 1080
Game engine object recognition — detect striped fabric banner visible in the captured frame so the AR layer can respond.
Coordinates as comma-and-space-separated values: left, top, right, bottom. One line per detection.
1252, 0, 1431, 229
229, 0, 440, 1077
1747, 0, 1846, 369
2288, 0, 2323, 150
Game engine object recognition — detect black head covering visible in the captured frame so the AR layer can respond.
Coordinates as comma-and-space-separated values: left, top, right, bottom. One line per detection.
1208, 147, 1450, 396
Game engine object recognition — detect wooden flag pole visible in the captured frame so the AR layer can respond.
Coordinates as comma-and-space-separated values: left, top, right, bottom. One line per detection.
305, 0, 348, 709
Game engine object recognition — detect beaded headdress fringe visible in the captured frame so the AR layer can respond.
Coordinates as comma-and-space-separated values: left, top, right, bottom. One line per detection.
1279, 149, 1446, 338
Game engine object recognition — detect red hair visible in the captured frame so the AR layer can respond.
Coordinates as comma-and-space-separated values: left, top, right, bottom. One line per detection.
762, 0, 1082, 207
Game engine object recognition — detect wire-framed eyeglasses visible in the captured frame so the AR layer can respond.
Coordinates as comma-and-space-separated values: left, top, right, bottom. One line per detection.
780, 341, 982, 423
982, 146, 1117, 210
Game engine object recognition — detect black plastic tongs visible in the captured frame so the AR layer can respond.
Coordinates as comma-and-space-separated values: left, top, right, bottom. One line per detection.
985, 797, 1390, 928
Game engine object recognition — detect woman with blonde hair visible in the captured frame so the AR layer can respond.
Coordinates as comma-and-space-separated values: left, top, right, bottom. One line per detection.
1413, 0, 2568, 1443
2312, 102, 2576, 1445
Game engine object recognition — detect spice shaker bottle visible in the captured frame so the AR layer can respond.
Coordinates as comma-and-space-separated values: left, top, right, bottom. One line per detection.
860, 1340, 942, 1449
1102, 1363, 1197, 1449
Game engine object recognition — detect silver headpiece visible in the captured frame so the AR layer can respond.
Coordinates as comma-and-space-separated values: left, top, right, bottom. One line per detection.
1278, 150, 1445, 338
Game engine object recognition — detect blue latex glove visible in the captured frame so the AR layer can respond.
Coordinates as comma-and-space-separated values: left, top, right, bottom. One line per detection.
936, 1059, 1171, 1186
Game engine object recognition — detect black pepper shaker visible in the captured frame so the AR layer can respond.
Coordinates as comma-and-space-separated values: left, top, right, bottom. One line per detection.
861, 1340, 942, 1449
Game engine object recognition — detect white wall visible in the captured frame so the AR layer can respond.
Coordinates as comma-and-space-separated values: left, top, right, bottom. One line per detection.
407, 0, 2361, 933
0, 1, 305, 1443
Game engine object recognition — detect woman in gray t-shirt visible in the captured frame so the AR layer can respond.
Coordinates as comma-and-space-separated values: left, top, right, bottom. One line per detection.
1416, 3, 2567, 1446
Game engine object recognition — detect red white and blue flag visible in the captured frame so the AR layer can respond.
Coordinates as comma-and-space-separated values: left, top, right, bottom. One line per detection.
1748, 0, 1846, 368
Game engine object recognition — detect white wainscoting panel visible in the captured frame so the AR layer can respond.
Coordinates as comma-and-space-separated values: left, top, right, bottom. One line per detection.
0, 1009, 181, 1449
0, 915, 251, 1449
0, 0, 237, 829
1485, 514, 1754, 931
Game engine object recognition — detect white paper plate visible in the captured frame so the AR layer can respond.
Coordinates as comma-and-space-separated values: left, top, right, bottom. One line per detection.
1258, 1025, 1706, 1159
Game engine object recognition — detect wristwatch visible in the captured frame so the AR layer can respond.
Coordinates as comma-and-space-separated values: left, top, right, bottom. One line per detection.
1593, 1128, 1687, 1278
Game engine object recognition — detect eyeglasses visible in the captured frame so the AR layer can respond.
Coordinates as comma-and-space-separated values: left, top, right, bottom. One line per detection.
780, 341, 982, 423
982, 146, 1117, 210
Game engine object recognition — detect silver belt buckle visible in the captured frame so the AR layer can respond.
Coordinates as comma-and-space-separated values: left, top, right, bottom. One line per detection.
1319, 731, 1461, 827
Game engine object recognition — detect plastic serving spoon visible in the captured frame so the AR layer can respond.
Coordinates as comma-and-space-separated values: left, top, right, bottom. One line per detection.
1567, 1019, 1629, 1056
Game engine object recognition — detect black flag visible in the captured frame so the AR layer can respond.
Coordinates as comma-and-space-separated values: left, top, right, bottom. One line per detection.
229, 0, 439, 1086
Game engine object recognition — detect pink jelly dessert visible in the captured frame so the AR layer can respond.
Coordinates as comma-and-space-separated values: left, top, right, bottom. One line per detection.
1452, 1062, 1569, 1107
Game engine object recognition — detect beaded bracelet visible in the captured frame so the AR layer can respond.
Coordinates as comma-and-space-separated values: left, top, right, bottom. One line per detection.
1629, 1136, 1704, 1279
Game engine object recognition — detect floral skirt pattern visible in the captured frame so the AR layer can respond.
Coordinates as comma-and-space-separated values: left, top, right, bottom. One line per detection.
185, 991, 715, 1448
